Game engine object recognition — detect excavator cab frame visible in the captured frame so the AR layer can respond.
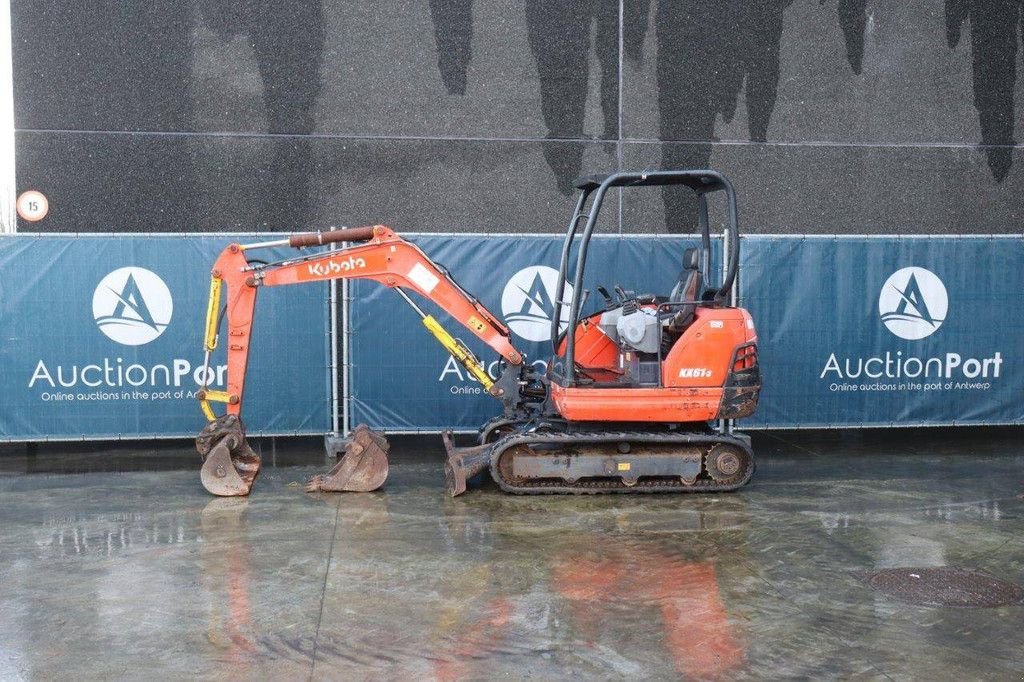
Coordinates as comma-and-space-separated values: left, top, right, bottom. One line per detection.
550, 170, 740, 388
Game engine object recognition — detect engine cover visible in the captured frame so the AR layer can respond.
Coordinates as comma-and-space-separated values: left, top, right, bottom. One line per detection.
615, 309, 661, 354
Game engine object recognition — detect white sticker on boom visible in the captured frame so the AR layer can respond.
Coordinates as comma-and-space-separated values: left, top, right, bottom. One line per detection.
408, 262, 440, 293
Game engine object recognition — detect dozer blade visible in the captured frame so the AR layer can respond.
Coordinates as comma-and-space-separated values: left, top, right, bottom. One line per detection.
196, 415, 261, 497
441, 430, 493, 497
305, 424, 390, 493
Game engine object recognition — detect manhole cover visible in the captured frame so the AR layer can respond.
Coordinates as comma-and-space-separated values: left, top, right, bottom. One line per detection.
867, 567, 1024, 608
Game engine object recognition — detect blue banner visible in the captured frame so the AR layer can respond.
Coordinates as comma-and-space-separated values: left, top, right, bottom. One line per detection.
10, 233, 1011, 439
740, 236, 1024, 427
0, 234, 332, 440
350, 234, 1023, 432
348, 234, 721, 431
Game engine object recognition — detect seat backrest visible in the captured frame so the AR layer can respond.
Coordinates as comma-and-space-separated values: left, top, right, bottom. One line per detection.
669, 247, 702, 304
665, 247, 703, 338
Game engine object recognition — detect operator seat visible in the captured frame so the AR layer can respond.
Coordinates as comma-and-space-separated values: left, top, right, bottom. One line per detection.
667, 247, 702, 334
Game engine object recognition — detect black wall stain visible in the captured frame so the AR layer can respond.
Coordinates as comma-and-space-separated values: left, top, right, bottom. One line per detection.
946, 0, 1023, 182
200, 0, 326, 230
836, 0, 867, 75
428, 0, 621, 195
624, 0, 652, 67
654, 0, 792, 230
525, 0, 619, 194
12, 0, 1023, 235
430, 0, 474, 96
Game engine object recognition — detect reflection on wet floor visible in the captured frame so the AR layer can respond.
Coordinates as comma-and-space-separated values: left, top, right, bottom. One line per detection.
0, 428, 1022, 679
200, 499, 257, 671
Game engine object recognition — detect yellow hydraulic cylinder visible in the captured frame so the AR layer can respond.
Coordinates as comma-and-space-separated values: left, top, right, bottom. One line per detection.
204, 275, 223, 352
421, 315, 495, 391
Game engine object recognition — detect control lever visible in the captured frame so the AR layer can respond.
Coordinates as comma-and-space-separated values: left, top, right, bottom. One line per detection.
596, 286, 614, 307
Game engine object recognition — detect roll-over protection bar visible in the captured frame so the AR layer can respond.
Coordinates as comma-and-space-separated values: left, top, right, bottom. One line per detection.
551, 170, 740, 387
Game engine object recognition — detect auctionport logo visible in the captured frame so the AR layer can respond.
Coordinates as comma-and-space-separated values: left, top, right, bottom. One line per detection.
821, 262, 1001, 392
501, 266, 573, 342
878, 267, 947, 340
92, 267, 173, 346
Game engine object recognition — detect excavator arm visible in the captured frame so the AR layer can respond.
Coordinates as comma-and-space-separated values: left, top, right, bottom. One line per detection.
195, 225, 526, 497
198, 224, 523, 422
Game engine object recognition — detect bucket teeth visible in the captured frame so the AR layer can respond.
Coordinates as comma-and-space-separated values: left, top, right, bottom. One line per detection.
306, 424, 390, 493
441, 430, 493, 497
197, 415, 261, 496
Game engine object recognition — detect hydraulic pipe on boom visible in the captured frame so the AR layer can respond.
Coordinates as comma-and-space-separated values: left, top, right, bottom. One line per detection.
195, 225, 526, 496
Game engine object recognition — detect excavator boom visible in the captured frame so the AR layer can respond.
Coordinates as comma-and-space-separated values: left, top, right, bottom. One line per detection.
196, 225, 526, 496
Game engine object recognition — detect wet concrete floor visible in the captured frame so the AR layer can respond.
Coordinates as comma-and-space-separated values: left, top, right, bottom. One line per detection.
0, 428, 1022, 680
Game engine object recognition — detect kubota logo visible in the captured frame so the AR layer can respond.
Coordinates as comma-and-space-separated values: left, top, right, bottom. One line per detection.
501, 266, 573, 342
878, 267, 948, 340
307, 256, 366, 277
92, 267, 173, 346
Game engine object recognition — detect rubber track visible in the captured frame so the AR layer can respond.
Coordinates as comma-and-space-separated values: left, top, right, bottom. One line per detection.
488, 429, 754, 495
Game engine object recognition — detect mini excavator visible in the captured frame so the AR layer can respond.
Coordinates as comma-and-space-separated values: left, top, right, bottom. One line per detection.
196, 170, 761, 497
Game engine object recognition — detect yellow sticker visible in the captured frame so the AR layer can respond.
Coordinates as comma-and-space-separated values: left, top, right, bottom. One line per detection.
467, 316, 487, 333
617, 462, 631, 471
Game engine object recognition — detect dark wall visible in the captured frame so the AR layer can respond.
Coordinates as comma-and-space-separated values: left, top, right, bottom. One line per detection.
12, 0, 1024, 234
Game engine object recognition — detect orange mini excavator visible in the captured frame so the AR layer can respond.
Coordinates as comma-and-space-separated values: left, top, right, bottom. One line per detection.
195, 170, 761, 497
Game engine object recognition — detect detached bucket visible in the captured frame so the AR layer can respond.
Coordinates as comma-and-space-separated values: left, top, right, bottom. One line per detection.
197, 415, 261, 496
306, 424, 390, 493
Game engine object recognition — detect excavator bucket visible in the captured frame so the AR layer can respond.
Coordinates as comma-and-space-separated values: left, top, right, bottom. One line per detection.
197, 415, 261, 497
305, 424, 390, 493
442, 431, 493, 497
